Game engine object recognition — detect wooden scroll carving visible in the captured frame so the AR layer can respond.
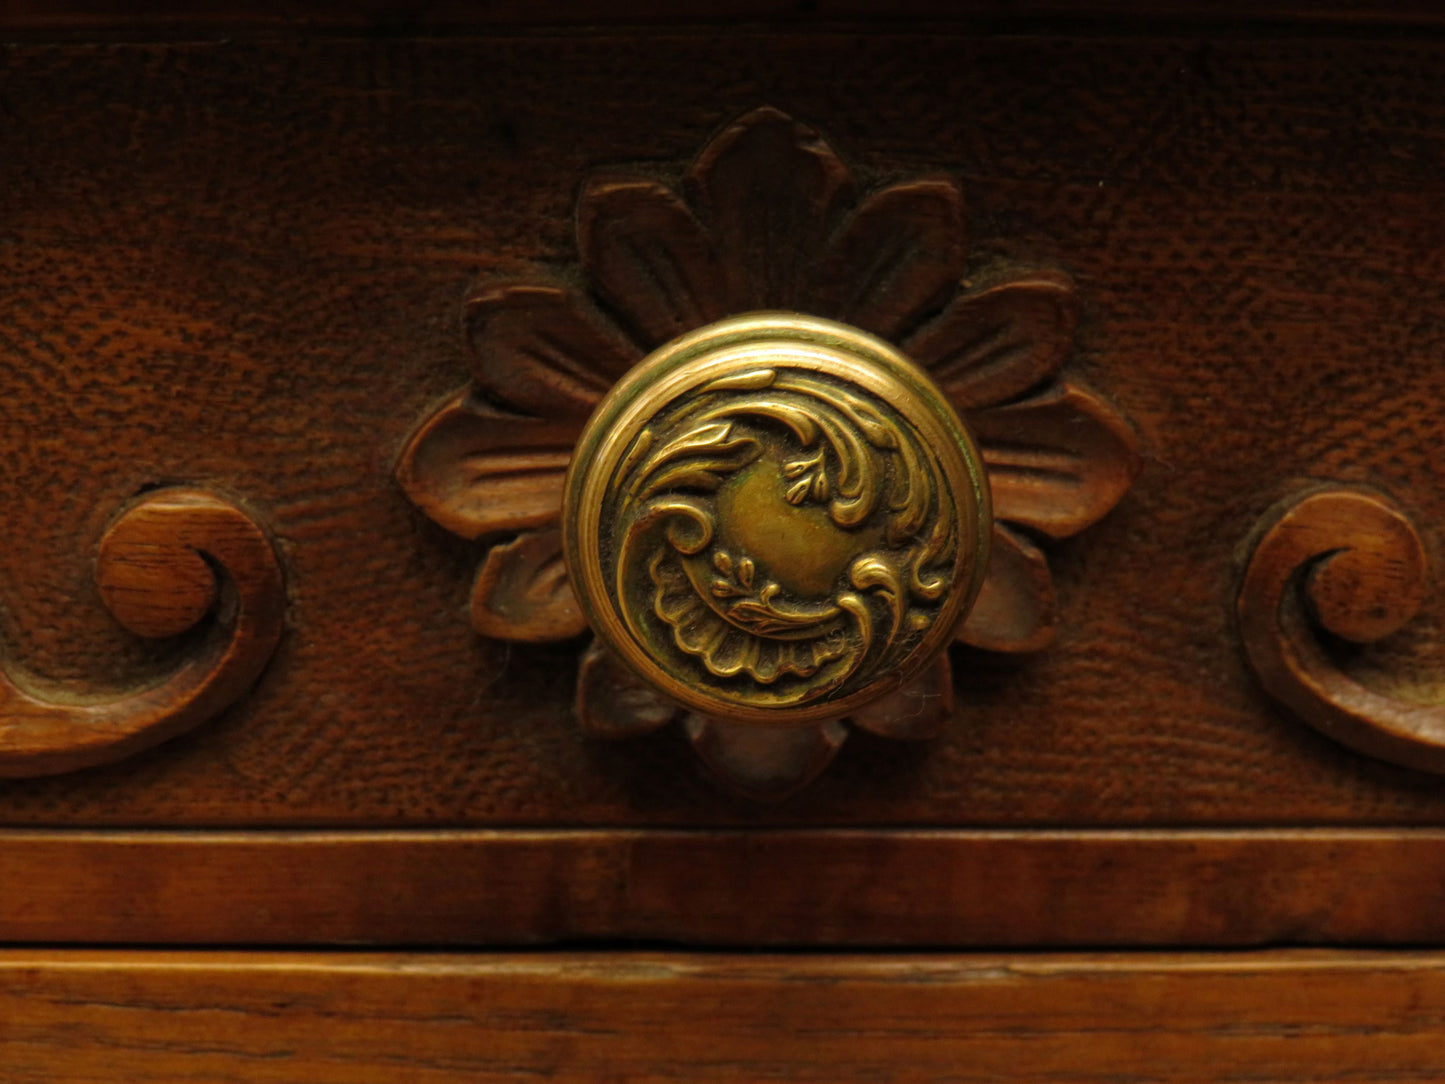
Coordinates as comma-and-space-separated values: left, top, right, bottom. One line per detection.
0, 489, 285, 778
1237, 485, 1445, 773
397, 107, 1138, 799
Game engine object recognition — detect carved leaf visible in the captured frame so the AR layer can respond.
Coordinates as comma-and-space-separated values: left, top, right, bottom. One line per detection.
956, 524, 1057, 653
849, 652, 954, 741
577, 174, 732, 345
684, 714, 848, 803
575, 640, 679, 738
905, 271, 1078, 410
470, 528, 587, 643
810, 178, 967, 341
466, 284, 642, 418
684, 106, 856, 311
970, 382, 1139, 540
396, 391, 580, 539
630, 421, 760, 502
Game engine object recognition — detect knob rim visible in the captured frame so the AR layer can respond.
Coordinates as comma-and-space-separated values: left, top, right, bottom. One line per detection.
564, 311, 992, 726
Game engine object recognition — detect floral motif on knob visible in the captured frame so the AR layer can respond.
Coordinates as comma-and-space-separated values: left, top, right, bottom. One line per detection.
396, 107, 1138, 800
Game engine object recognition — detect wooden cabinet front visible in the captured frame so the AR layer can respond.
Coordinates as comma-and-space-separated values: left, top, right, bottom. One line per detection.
4, 13, 1445, 1076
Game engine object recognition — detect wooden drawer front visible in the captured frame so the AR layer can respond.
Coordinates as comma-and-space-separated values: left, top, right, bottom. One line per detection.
4, 33, 1445, 827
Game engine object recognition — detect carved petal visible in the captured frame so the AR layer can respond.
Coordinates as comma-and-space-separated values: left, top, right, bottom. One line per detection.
970, 382, 1139, 540
577, 174, 733, 345
809, 178, 967, 342
470, 528, 586, 642
905, 271, 1077, 410
396, 391, 580, 539
576, 639, 679, 738
956, 524, 1057, 653
684, 715, 848, 802
466, 284, 642, 418
848, 653, 953, 741
684, 107, 856, 311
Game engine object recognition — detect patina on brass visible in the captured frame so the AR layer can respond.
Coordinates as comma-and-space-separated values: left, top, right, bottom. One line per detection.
564, 313, 992, 726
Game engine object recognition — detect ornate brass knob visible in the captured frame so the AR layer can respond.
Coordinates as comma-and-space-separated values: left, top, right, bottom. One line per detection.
396, 108, 1141, 797
563, 312, 992, 726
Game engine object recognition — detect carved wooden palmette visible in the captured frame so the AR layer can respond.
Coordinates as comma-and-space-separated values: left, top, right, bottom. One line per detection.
397, 107, 1139, 799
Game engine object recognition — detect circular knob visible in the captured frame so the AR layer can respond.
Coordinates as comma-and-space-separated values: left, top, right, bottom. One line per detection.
563, 313, 992, 726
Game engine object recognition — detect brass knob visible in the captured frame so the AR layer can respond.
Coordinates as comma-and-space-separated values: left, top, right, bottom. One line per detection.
563, 312, 992, 726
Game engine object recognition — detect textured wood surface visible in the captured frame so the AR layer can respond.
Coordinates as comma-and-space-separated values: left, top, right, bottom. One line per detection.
3, 34, 1445, 827
5, 828, 1445, 946
6, 949, 1445, 1082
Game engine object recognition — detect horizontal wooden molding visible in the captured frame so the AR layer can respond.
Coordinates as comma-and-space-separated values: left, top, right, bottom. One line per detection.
4, 828, 1445, 947
5, 949, 1445, 1082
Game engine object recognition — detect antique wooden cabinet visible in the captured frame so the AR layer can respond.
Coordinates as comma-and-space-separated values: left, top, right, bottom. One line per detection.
4, 2, 1445, 1079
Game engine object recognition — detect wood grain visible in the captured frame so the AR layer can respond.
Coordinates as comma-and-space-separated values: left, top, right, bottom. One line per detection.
3, 33, 1445, 827
6, 949, 1445, 1082
4, 828, 1445, 946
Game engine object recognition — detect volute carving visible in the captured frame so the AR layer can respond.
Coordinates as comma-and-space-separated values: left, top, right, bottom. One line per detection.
1237, 485, 1445, 773
0, 488, 285, 777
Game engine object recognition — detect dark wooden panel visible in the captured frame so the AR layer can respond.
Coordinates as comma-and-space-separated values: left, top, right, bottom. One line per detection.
6, 1, 1445, 37
4, 828, 1445, 946
6, 949, 1445, 1082
3, 34, 1445, 826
